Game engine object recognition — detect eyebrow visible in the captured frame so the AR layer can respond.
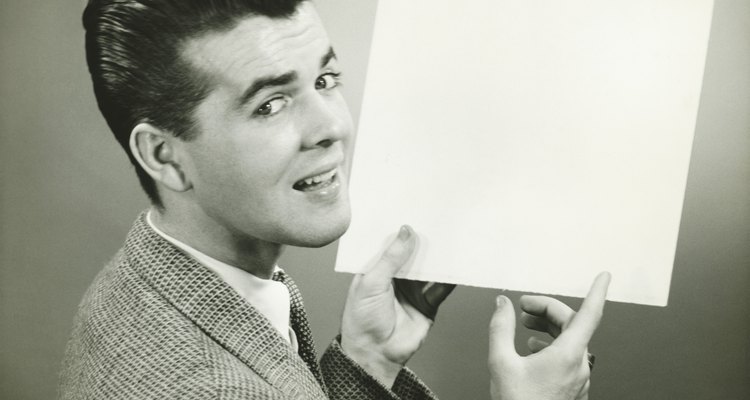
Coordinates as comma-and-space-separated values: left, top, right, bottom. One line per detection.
320, 46, 337, 69
237, 47, 338, 108
237, 71, 298, 108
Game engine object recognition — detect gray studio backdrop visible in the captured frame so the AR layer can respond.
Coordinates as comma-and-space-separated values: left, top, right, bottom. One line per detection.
1, 0, 748, 399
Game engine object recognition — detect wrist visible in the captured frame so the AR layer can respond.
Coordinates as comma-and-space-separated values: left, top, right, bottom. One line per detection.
340, 335, 403, 388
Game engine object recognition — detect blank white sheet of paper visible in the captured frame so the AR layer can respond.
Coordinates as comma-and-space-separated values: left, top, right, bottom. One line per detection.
335, 0, 715, 306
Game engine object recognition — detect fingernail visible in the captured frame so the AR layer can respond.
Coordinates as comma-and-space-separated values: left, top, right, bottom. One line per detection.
398, 225, 411, 241
496, 295, 507, 308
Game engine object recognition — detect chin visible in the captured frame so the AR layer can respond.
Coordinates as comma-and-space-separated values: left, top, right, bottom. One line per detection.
285, 213, 351, 248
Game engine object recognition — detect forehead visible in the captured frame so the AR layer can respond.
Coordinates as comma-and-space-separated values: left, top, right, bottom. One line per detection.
181, 2, 329, 85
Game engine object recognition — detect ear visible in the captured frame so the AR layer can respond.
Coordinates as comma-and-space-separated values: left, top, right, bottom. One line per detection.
129, 123, 192, 193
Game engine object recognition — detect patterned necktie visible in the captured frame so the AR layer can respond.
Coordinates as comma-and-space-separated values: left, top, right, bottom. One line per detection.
272, 270, 327, 392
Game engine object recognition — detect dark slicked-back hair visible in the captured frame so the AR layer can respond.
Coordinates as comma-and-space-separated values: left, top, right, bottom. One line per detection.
83, 0, 306, 207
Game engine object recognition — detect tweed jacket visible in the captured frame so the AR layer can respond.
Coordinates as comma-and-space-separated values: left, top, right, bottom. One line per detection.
59, 213, 438, 400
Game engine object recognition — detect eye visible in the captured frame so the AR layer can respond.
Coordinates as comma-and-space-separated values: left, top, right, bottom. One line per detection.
315, 72, 341, 90
255, 97, 287, 117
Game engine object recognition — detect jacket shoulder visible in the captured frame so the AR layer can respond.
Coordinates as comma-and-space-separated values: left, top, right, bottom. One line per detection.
58, 247, 285, 399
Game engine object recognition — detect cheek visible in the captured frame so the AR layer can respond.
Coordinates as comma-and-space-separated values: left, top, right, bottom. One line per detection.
333, 95, 355, 128
185, 108, 304, 192
196, 138, 299, 197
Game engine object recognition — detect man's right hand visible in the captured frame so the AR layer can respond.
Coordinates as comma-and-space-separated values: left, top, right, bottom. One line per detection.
488, 272, 611, 400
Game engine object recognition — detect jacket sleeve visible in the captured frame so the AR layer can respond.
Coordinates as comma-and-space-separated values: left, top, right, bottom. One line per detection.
319, 336, 439, 400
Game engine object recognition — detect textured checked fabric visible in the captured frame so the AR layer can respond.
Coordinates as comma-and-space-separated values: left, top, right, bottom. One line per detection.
271, 270, 326, 391
59, 211, 438, 400
321, 338, 439, 400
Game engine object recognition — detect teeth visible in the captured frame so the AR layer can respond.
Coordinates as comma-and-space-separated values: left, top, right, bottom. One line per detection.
297, 169, 337, 189
313, 169, 336, 183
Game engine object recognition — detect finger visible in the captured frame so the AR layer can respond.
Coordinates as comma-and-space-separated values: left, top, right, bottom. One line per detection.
577, 379, 591, 400
520, 295, 575, 333
527, 336, 550, 353
393, 279, 431, 318
557, 272, 611, 350
424, 282, 456, 309
394, 280, 456, 320
364, 226, 417, 289
488, 296, 518, 362
393, 278, 456, 321
520, 313, 561, 338
586, 352, 596, 371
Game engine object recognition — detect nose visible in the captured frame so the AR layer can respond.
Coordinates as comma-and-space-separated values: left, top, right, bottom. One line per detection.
299, 93, 352, 150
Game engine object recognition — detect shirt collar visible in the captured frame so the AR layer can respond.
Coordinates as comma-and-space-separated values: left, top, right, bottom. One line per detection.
145, 209, 295, 346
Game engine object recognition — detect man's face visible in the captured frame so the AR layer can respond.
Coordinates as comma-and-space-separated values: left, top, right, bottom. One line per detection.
177, 3, 353, 248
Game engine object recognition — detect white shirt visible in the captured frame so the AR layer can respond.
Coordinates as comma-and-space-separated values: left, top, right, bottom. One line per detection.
146, 211, 298, 350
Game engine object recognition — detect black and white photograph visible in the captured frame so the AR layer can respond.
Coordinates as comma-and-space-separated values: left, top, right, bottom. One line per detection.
1, 0, 748, 399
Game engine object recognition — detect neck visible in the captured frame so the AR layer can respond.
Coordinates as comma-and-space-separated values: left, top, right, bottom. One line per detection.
150, 206, 283, 280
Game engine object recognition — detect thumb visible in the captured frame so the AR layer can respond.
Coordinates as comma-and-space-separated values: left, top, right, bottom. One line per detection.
489, 296, 518, 365
365, 225, 416, 286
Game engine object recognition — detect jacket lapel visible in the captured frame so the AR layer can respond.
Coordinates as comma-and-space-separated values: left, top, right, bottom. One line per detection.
124, 212, 327, 399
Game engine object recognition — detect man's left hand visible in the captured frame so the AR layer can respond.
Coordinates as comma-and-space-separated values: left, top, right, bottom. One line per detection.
340, 225, 455, 388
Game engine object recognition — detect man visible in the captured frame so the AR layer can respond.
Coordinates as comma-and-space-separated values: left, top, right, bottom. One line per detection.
61, 1, 609, 399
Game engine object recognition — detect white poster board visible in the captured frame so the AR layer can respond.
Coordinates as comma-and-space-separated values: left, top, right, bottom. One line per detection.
335, 0, 715, 306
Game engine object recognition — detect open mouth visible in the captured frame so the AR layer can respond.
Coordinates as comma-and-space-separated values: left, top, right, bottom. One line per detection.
293, 168, 337, 192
